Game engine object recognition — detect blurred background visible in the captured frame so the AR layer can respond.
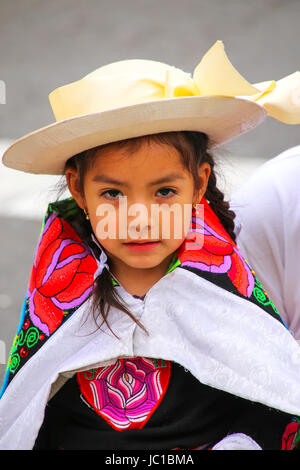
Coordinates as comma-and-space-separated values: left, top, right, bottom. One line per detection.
0, 0, 299, 382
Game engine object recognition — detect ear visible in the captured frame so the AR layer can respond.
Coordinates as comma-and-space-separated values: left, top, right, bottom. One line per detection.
65, 166, 86, 210
193, 162, 211, 204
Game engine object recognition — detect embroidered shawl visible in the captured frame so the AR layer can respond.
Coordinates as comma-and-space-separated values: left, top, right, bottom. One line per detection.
0, 197, 300, 449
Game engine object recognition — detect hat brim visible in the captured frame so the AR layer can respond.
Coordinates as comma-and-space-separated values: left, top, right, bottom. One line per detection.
2, 96, 266, 175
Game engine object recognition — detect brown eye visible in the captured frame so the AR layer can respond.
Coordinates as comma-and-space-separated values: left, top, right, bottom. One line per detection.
100, 189, 123, 199
156, 187, 177, 198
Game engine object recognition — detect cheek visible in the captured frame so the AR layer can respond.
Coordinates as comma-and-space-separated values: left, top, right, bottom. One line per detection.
91, 205, 120, 241
156, 203, 193, 240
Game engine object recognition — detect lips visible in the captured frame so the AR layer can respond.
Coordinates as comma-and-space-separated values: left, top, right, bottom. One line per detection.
124, 241, 159, 244
123, 241, 161, 251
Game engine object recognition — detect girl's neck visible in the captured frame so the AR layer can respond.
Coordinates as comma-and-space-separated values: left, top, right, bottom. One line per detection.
109, 253, 175, 297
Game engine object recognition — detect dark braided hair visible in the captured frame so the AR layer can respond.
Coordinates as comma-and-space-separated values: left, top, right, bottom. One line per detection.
59, 131, 236, 334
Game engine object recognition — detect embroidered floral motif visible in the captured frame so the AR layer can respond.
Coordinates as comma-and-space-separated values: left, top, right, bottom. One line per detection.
77, 357, 171, 431
0, 200, 107, 394
11, 326, 39, 367
175, 199, 255, 298
6, 305, 42, 375
28, 212, 98, 335
252, 277, 280, 317
282, 418, 300, 450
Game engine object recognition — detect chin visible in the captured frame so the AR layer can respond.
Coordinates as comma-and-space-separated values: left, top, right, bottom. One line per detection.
124, 256, 164, 270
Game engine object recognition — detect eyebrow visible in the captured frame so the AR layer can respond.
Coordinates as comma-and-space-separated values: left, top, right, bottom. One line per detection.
91, 172, 186, 186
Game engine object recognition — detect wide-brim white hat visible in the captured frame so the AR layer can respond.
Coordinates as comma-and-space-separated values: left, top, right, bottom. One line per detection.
2, 41, 300, 175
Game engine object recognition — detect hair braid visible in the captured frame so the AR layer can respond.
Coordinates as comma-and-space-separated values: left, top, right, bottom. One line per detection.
203, 148, 236, 243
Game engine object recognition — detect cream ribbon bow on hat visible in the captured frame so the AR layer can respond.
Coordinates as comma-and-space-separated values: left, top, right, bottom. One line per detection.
165, 40, 300, 125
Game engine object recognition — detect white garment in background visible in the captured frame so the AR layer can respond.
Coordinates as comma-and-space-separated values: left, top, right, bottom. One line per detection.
231, 146, 300, 340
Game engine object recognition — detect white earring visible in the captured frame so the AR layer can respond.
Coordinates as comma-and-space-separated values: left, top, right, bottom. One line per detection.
193, 204, 200, 215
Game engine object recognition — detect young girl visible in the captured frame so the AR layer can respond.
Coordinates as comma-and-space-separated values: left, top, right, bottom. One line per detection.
1, 41, 300, 450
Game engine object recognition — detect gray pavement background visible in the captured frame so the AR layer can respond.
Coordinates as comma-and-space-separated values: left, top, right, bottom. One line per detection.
0, 0, 299, 383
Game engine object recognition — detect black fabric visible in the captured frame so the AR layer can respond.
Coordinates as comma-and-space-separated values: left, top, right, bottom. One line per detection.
33, 360, 292, 450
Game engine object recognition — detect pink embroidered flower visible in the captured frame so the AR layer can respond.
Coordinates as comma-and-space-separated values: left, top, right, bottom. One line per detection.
77, 357, 171, 430
28, 213, 98, 336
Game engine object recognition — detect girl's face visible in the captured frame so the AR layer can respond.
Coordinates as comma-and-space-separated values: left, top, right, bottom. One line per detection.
67, 140, 210, 274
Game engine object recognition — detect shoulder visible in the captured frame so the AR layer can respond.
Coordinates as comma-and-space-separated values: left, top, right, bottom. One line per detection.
230, 145, 300, 241
256, 145, 300, 192
231, 145, 300, 209
229, 147, 300, 332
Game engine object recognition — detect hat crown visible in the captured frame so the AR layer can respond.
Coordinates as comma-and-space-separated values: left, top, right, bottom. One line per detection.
48, 59, 197, 122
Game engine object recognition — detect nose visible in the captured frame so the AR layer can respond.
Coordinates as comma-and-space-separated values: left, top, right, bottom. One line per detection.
126, 200, 158, 240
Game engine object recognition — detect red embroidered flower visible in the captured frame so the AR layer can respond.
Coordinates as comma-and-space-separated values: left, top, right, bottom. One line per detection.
177, 198, 254, 298
282, 419, 300, 450
28, 213, 98, 336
